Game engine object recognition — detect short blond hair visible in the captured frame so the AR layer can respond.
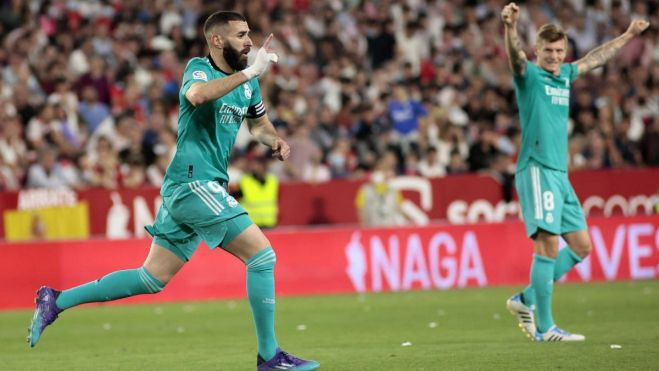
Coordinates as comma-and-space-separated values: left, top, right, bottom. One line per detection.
536, 23, 567, 45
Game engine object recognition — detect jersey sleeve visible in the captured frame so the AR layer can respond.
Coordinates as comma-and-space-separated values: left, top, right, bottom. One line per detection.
180, 58, 212, 98
513, 61, 535, 87
245, 80, 266, 119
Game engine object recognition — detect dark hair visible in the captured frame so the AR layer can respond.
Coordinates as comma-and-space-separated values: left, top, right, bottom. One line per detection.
536, 24, 567, 44
203, 11, 246, 36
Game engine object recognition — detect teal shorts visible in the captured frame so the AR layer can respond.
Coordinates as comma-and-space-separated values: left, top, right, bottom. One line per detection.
145, 180, 254, 261
515, 160, 587, 237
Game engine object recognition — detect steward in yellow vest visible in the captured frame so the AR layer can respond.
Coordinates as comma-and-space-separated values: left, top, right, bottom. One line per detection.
239, 157, 279, 228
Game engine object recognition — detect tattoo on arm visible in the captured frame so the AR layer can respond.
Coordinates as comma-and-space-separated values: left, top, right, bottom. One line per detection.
247, 116, 278, 147
505, 27, 527, 76
577, 33, 631, 75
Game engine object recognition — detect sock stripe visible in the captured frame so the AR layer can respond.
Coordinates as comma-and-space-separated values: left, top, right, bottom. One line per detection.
145, 274, 163, 292
248, 257, 276, 271
146, 273, 164, 292
139, 268, 164, 293
138, 269, 158, 293
247, 249, 276, 269
248, 255, 276, 269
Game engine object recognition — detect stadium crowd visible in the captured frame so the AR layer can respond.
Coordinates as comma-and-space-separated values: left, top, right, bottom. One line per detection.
0, 0, 657, 192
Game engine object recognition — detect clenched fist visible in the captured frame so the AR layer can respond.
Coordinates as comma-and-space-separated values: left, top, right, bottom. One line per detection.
501, 2, 520, 27
271, 137, 290, 161
626, 19, 650, 36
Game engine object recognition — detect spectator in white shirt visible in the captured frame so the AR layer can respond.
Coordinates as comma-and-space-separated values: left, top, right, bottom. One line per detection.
26, 146, 79, 189
418, 146, 446, 178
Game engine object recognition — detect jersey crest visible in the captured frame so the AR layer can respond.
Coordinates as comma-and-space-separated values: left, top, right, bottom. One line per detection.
243, 83, 252, 99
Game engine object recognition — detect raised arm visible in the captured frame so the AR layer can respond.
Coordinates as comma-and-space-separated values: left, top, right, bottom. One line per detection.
575, 19, 649, 76
501, 2, 528, 76
186, 34, 278, 107
185, 73, 250, 107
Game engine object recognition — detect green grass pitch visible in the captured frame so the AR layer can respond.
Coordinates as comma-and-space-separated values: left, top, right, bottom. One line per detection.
1, 281, 657, 370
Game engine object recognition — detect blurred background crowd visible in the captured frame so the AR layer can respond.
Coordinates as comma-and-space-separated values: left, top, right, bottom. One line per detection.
0, 0, 657, 192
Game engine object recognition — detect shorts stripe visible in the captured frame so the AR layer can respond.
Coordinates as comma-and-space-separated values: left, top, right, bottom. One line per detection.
194, 181, 226, 211
531, 166, 543, 220
189, 182, 222, 215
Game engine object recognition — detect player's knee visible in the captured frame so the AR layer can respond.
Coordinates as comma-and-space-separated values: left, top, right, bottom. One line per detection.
246, 247, 276, 272
534, 231, 559, 258
574, 240, 592, 259
546, 246, 559, 259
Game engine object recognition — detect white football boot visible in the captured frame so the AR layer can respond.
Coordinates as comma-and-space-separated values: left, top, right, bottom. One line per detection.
535, 325, 586, 342
506, 293, 536, 339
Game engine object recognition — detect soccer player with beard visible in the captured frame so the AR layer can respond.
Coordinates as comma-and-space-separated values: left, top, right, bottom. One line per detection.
501, 2, 649, 342
29, 11, 319, 370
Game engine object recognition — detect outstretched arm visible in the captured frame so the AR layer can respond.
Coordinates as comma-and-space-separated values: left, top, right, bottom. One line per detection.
575, 19, 650, 76
502, 2, 528, 76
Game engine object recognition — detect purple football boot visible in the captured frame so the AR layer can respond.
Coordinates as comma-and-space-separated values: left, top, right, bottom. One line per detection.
28, 286, 62, 347
257, 348, 320, 371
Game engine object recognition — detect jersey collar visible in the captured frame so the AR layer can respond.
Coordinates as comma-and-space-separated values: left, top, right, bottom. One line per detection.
207, 55, 233, 75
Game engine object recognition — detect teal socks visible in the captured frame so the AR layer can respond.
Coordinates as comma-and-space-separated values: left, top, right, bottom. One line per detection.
246, 247, 278, 361
522, 246, 582, 307
530, 254, 556, 333
55, 267, 164, 310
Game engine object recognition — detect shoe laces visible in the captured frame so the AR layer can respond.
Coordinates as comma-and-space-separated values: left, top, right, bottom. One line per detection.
276, 351, 303, 366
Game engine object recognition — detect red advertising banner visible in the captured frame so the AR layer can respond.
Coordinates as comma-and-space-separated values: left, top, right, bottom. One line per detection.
1, 215, 657, 310
1, 168, 657, 239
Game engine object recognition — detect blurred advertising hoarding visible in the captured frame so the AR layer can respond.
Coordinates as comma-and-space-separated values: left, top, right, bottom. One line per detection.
2, 189, 89, 241
1, 215, 657, 309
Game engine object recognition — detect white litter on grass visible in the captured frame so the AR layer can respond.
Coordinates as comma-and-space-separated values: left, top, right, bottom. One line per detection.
227, 301, 237, 310
428, 322, 438, 328
102, 323, 112, 330
401, 341, 412, 347
176, 326, 185, 334
296, 324, 307, 331
154, 307, 164, 315
183, 305, 196, 313
492, 313, 501, 320
610, 344, 622, 349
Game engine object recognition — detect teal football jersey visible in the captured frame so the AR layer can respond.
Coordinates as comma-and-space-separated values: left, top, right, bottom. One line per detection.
513, 61, 578, 172
161, 56, 265, 196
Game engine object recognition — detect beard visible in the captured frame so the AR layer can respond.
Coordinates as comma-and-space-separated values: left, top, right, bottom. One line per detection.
223, 44, 247, 71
